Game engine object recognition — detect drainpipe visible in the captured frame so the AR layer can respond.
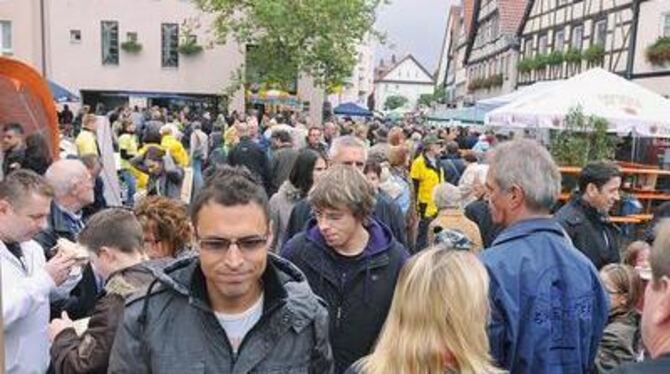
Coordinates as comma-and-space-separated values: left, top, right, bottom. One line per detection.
626, 0, 641, 80
40, 0, 47, 77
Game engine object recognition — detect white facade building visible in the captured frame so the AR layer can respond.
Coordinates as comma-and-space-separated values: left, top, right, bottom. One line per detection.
373, 55, 435, 110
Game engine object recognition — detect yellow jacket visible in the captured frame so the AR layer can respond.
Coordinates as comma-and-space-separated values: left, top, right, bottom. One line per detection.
161, 135, 189, 167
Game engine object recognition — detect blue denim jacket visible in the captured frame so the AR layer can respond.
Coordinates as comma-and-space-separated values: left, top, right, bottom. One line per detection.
480, 217, 609, 374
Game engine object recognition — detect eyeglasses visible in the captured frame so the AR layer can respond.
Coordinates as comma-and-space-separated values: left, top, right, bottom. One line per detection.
341, 161, 365, 168
196, 235, 268, 253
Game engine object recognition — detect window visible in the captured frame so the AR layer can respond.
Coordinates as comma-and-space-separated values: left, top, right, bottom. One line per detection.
161, 23, 179, 68
491, 17, 499, 39
101, 21, 119, 65
663, 14, 670, 37
0, 21, 11, 55
594, 19, 607, 47
504, 55, 510, 78
572, 25, 584, 50
70, 29, 81, 44
539, 34, 548, 54
555, 28, 565, 51
524, 37, 534, 57
126, 32, 137, 42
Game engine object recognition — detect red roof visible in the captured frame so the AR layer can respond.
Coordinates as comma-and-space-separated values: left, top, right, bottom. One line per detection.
498, 0, 528, 35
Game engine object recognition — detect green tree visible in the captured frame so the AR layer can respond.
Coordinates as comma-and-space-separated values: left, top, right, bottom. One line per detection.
550, 106, 616, 167
418, 94, 434, 107
384, 95, 408, 110
194, 0, 384, 90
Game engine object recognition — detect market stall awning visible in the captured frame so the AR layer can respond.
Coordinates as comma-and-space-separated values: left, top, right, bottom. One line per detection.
426, 106, 487, 124
48, 80, 80, 103
486, 68, 670, 137
333, 102, 373, 117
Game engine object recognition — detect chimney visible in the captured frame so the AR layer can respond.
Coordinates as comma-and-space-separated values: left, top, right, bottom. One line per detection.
391, 54, 397, 64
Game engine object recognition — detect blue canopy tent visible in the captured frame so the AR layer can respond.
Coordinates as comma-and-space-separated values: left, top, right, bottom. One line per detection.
333, 102, 373, 117
48, 80, 80, 103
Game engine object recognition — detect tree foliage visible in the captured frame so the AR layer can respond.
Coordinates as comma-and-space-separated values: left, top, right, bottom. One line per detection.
194, 0, 384, 90
384, 95, 408, 111
550, 106, 616, 167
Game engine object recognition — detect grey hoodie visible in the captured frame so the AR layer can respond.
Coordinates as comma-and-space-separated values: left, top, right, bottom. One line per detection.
108, 254, 334, 373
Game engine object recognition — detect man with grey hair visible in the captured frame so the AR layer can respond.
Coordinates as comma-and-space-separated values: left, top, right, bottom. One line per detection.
427, 182, 482, 251
283, 135, 407, 248
35, 159, 99, 319
480, 139, 609, 373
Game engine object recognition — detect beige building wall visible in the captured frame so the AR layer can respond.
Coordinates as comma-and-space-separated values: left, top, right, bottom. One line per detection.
633, 0, 670, 97
43, 0, 244, 110
0, 0, 45, 72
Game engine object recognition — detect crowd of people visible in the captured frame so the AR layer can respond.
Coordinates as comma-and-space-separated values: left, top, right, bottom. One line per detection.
2, 103, 670, 373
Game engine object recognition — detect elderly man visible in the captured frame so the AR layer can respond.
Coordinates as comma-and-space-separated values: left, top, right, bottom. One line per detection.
613, 220, 670, 373
283, 135, 407, 247
282, 165, 409, 373
1, 170, 77, 373
109, 166, 333, 372
34, 159, 98, 319
480, 139, 609, 373
555, 160, 622, 269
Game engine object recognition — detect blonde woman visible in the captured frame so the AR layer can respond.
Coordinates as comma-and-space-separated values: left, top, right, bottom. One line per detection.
348, 248, 504, 374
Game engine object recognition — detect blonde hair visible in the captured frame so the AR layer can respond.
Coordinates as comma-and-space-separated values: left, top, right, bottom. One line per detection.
358, 249, 503, 374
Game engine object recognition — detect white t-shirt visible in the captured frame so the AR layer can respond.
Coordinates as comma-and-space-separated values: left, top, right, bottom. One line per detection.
215, 294, 264, 354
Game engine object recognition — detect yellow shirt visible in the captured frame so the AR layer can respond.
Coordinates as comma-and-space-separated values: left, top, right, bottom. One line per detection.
75, 129, 99, 157
410, 154, 443, 217
118, 134, 138, 170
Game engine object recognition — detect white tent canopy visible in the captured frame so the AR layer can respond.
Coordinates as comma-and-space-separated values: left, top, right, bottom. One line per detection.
485, 68, 670, 137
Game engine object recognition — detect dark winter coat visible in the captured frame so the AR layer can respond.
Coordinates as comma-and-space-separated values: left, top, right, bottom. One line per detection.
555, 197, 622, 269
108, 255, 334, 373
595, 310, 642, 373
227, 137, 272, 194
281, 218, 409, 373
50, 263, 156, 374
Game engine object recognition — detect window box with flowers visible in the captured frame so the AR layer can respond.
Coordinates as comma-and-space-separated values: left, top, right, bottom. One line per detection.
646, 37, 670, 67
178, 35, 204, 56
583, 45, 605, 66
121, 40, 143, 53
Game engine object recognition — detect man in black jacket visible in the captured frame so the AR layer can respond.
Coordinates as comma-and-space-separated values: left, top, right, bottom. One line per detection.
282, 165, 409, 373
282, 135, 408, 248
34, 159, 100, 319
227, 122, 273, 195
555, 160, 622, 269
613, 220, 670, 373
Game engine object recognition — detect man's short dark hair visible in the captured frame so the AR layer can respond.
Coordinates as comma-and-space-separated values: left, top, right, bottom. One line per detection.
4, 122, 24, 135
78, 208, 144, 255
0, 169, 53, 207
192, 165, 269, 226
271, 129, 292, 144
578, 161, 621, 192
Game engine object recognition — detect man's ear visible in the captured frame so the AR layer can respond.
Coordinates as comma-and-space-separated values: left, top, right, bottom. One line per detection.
508, 184, 525, 211
98, 246, 116, 263
584, 182, 599, 198
0, 199, 12, 215
652, 277, 670, 326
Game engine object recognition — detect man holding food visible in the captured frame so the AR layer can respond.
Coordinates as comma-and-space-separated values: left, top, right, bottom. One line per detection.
0, 170, 78, 374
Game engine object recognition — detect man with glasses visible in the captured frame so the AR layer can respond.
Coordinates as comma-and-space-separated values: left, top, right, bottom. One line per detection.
284, 135, 408, 248
282, 165, 409, 373
109, 166, 333, 373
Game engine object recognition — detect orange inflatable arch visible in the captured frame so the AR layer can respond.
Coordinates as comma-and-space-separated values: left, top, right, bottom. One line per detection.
0, 57, 60, 160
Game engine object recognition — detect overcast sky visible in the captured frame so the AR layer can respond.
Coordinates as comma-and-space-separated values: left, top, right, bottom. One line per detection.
374, 0, 458, 74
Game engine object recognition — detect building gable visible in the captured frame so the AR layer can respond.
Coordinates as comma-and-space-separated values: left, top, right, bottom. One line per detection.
376, 55, 435, 84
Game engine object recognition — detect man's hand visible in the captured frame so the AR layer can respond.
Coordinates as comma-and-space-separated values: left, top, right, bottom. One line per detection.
48, 311, 74, 342
44, 251, 76, 286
